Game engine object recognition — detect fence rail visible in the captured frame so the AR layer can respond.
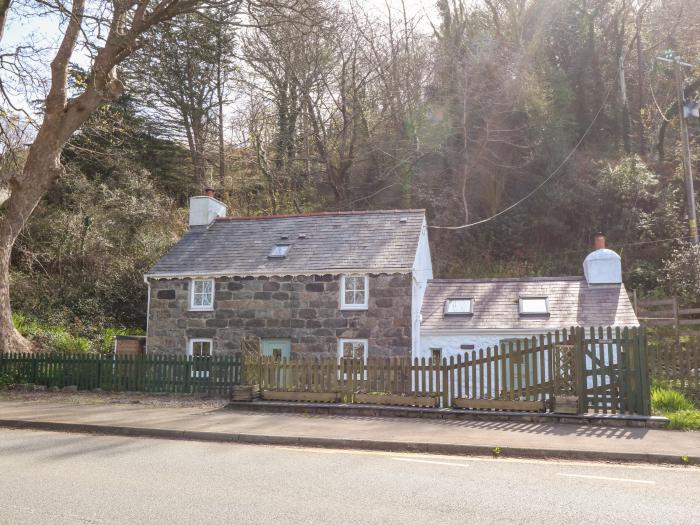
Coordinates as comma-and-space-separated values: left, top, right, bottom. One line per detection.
0, 353, 242, 396
632, 294, 700, 336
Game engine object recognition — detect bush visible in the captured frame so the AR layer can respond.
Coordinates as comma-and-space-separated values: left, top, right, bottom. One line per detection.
13, 311, 139, 354
651, 385, 694, 413
666, 410, 700, 431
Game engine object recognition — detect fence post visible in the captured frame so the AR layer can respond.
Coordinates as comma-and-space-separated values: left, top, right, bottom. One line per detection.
574, 327, 587, 414
636, 327, 651, 416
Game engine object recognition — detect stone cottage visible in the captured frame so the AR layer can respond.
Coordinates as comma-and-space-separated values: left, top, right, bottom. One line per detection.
144, 193, 432, 360
145, 194, 638, 363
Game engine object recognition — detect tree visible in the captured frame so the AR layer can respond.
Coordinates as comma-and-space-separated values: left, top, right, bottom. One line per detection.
127, 5, 240, 186
0, 0, 231, 352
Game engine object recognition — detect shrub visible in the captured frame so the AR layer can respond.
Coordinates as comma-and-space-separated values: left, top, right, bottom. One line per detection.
12, 311, 138, 354
48, 328, 90, 353
666, 410, 700, 431
651, 385, 694, 413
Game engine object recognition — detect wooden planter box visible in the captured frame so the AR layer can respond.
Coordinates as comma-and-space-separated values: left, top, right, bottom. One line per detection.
552, 395, 579, 414
354, 393, 438, 408
231, 384, 260, 402
453, 398, 546, 412
261, 390, 339, 403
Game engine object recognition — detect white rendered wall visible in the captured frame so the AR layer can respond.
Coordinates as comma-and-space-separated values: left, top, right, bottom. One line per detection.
411, 218, 433, 358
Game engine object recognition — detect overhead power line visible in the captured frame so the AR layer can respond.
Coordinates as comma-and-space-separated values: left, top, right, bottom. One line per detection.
429, 84, 614, 230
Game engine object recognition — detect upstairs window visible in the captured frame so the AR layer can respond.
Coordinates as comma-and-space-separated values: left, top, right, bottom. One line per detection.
444, 298, 473, 316
519, 297, 549, 315
268, 244, 291, 258
341, 275, 369, 310
190, 279, 214, 310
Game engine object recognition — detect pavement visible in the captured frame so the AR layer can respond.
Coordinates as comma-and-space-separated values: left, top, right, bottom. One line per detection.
0, 398, 698, 464
2, 428, 699, 524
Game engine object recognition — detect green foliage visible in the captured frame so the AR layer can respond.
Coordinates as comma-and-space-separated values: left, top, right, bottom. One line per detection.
664, 243, 700, 305
491, 447, 502, 458
666, 411, 700, 431
651, 383, 700, 431
0, 372, 18, 389
13, 311, 138, 354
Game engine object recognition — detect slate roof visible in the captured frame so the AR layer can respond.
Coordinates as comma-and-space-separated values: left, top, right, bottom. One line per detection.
421, 277, 639, 332
146, 209, 425, 277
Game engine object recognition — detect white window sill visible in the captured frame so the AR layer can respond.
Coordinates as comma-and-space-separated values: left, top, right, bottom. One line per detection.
340, 305, 369, 311
188, 307, 214, 312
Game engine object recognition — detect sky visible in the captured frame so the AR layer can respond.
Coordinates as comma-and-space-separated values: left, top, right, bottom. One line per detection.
1, 0, 437, 121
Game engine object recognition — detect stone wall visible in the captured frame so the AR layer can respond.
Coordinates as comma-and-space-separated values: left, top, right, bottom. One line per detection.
146, 273, 412, 357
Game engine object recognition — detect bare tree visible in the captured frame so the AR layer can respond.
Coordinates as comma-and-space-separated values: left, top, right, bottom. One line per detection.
0, 0, 233, 352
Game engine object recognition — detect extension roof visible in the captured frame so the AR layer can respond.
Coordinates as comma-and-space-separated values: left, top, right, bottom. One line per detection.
146, 209, 426, 278
421, 277, 639, 332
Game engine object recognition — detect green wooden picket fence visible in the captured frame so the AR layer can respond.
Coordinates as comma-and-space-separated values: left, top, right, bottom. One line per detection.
0, 353, 242, 395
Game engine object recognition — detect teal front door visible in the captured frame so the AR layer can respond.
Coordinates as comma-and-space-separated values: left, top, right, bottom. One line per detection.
261, 338, 291, 361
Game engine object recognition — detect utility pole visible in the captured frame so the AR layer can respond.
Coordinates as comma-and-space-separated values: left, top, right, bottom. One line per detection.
657, 54, 698, 244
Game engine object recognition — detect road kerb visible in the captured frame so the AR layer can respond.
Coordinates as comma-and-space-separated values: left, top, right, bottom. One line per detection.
0, 418, 696, 466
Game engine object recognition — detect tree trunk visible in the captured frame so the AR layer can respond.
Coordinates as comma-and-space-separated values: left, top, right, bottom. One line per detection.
0, 0, 10, 42
0, 142, 65, 352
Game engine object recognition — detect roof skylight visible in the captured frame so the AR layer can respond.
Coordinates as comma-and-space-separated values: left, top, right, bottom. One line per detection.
444, 298, 473, 316
519, 297, 549, 315
268, 244, 291, 258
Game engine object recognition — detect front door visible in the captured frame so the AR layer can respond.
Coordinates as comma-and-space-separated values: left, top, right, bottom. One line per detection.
261, 338, 291, 361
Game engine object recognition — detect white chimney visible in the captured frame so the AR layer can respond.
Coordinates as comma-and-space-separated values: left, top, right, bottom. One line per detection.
189, 189, 227, 227
583, 233, 622, 285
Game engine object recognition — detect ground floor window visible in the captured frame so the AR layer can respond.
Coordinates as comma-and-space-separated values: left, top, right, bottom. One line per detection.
188, 338, 212, 378
338, 339, 368, 362
430, 347, 442, 363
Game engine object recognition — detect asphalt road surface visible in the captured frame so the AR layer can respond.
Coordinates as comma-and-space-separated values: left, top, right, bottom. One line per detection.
0, 428, 698, 524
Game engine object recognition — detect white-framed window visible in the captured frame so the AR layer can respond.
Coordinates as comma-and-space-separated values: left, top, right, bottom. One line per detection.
268, 244, 291, 258
190, 279, 214, 310
340, 275, 369, 310
187, 338, 212, 378
519, 296, 549, 315
444, 297, 473, 316
337, 339, 368, 362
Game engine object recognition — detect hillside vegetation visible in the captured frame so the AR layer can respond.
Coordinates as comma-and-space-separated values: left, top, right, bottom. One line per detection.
1, 0, 699, 349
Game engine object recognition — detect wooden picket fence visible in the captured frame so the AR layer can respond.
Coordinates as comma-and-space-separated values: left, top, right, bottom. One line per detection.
647, 342, 700, 397
253, 326, 651, 415
0, 353, 242, 395
630, 293, 700, 399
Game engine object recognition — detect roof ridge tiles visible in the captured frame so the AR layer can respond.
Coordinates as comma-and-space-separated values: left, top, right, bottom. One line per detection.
215, 209, 426, 221
428, 276, 585, 284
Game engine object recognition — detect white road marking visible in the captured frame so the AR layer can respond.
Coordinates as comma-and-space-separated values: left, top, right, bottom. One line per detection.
391, 457, 469, 467
557, 473, 655, 484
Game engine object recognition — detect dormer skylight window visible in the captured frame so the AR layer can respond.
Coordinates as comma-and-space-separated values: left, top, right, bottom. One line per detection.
519, 297, 549, 315
444, 298, 473, 316
268, 244, 291, 258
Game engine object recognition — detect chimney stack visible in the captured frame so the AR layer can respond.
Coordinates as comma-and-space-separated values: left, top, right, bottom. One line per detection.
189, 190, 227, 227
583, 232, 622, 285
594, 233, 606, 251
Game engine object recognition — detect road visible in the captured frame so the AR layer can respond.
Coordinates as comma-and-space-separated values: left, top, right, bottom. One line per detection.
0, 429, 698, 524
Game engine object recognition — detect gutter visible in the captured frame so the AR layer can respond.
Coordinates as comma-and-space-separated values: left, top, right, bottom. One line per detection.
144, 268, 413, 280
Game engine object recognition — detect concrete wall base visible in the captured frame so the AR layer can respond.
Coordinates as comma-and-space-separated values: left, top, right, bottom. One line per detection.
226, 401, 669, 429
